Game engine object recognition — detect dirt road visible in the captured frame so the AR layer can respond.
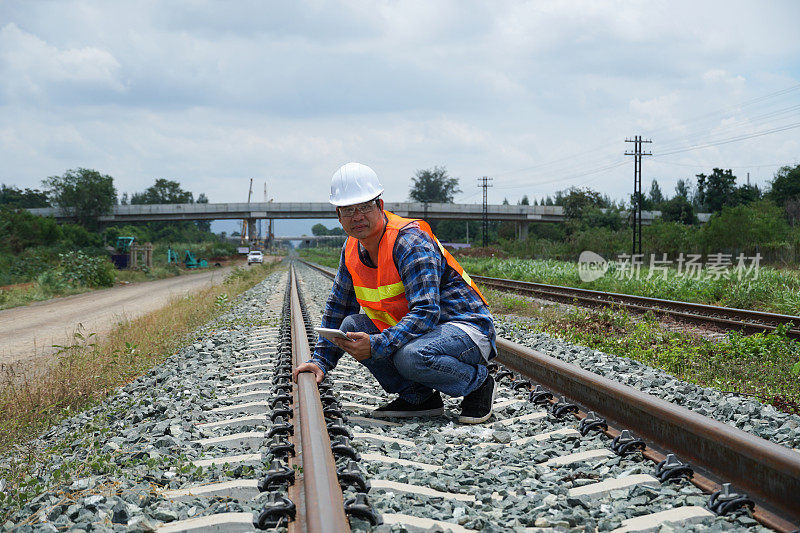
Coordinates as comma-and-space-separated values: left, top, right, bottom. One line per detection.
0, 267, 236, 370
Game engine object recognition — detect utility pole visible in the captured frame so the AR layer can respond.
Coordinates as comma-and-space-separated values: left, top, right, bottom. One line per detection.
478, 176, 492, 248
241, 178, 254, 245
625, 136, 652, 257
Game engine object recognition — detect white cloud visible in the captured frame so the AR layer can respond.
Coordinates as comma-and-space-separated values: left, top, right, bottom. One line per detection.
0, 23, 123, 103
0, 0, 798, 216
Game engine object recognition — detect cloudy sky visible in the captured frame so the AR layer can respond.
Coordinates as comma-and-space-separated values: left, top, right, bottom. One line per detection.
1, 1, 799, 234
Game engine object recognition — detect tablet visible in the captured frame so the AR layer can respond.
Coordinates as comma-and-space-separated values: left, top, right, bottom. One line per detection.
314, 327, 352, 343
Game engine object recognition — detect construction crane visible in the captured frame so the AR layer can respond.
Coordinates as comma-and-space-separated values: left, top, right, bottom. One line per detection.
240, 178, 253, 245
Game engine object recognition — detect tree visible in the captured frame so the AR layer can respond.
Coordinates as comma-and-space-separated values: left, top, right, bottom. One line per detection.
0, 208, 63, 253
732, 183, 761, 206
582, 207, 623, 231
409, 167, 461, 203
311, 223, 330, 236
195, 193, 210, 232
131, 178, 193, 205
519, 195, 530, 205
126, 179, 220, 241
768, 164, 800, 208
701, 200, 789, 253
42, 168, 117, 230
647, 179, 664, 207
660, 196, 696, 224
675, 179, 690, 200
0, 185, 50, 208
696, 168, 737, 213
556, 187, 607, 220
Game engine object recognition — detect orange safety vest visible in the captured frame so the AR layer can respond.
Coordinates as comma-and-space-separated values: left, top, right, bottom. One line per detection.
344, 211, 487, 331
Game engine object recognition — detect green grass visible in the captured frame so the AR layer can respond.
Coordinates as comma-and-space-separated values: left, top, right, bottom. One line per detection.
486, 288, 800, 413
0, 242, 252, 311
297, 247, 341, 269
301, 247, 800, 409
460, 256, 800, 315
0, 262, 282, 523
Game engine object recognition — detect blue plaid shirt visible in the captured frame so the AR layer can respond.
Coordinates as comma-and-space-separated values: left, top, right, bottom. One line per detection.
310, 223, 496, 374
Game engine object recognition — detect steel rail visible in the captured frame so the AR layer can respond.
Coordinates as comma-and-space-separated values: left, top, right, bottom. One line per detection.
471, 274, 800, 338
300, 260, 800, 337
496, 337, 800, 530
300, 258, 800, 530
289, 265, 350, 533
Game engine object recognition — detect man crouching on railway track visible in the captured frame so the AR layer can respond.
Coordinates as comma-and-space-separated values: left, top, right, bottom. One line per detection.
293, 162, 497, 424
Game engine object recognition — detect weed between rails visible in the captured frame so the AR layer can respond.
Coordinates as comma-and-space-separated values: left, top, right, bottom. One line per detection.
485, 288, 800, 415
0, 262, 281, 454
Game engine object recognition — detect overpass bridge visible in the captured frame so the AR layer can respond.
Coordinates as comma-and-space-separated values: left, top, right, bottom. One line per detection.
28, 202, 568, 222
272, 235, 345, 242
27, 202, 692, 241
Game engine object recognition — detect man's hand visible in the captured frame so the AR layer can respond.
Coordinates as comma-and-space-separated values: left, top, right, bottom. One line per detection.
293, 361, 325, 384
332, 332, 372, 361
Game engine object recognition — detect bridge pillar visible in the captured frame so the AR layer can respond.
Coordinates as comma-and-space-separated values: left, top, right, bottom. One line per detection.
517, 221, 529, 241
247, 219, 257, 242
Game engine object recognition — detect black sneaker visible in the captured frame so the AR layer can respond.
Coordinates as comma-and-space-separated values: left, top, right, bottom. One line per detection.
458, 374, 496, 424
371, 392, 444, 418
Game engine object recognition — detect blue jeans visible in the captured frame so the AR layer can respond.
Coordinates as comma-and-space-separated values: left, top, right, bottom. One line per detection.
339, 314, 488, 404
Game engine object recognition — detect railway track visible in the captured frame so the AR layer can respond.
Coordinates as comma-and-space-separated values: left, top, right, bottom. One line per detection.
298, 259, 800, 532
7, 262, 800, 532
466, 274, 800, 339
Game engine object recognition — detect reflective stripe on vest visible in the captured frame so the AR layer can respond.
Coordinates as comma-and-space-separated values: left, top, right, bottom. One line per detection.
344, 210, 486, 332
353, 282, 406, 303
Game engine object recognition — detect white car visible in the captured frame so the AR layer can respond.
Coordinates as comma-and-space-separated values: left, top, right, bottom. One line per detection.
247, 250, 264, 265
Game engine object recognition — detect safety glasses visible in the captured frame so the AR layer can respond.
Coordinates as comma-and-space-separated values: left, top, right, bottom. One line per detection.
338, 201, 377, 217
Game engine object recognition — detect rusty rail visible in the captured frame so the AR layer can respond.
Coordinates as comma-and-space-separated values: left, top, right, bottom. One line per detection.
472, 274, 800, 338
497, 337, 800, 531
301, 258, 800, 530
289, 265, 350, 533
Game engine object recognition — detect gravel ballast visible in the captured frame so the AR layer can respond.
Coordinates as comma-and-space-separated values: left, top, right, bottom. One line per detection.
493, 318, 800, 451
2, 262, 795, 532
2, 269, 291, 532
297, 263, 777, 532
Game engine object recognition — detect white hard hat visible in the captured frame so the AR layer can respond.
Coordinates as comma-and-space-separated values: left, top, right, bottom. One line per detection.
329, 162, 384, 206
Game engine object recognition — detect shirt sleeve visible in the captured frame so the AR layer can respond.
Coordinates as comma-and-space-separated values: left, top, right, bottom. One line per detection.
369, 225, 444, 360
310, 245, 361, 373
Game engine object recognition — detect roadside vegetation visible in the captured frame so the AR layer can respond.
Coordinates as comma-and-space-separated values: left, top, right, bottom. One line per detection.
297, 247, 800, 412
1, 174, 245, 310
459, 256, 800, 315
487, 289, 800, 415
427, 165, 800, 268
0, 262, 281, 517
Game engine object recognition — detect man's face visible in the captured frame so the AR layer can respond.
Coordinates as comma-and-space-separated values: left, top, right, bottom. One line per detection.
338, 199, 385, 241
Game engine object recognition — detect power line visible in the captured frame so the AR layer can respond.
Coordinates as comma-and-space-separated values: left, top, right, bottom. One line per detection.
655, 121, 800, 157
484, 83, 800, 191
493, 160, 628, 190
654, 160, 785, 169
488, 83, 800, 185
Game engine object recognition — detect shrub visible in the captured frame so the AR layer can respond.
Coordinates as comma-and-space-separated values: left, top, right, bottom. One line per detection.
0, 209, 62, 253
7, 249, 57, 281
700, 200, 789, 254
36, 269, 70, 294
58, 251, 116, 287
61, 224, 103, 248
